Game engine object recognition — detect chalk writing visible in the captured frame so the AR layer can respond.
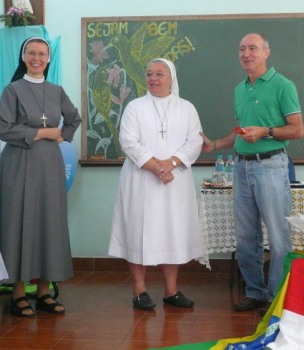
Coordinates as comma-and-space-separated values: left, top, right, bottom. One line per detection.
87, 22, 128, 38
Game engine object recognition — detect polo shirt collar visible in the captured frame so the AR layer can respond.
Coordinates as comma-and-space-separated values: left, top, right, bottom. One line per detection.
245, 66, 276, 84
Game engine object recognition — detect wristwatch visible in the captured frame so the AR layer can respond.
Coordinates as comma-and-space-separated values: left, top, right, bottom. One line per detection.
265, 127, 274, 140
171, 158, 177, 167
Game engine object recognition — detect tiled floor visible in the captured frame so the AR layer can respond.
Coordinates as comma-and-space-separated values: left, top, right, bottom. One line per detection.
0, 267, 262, 350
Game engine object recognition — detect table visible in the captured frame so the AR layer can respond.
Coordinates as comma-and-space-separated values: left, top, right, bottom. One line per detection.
199, 187, 304, 269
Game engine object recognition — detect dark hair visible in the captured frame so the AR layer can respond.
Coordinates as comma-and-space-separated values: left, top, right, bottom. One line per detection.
10, 37, 51, 83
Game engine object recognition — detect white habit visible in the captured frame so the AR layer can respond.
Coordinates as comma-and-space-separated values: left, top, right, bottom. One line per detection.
108, 92, 204, 265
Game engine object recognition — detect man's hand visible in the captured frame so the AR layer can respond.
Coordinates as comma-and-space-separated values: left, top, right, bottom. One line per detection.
200, 132, 214, 152
239, 126, 267, 143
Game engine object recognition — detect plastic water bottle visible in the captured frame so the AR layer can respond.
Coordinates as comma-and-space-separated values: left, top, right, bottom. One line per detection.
213, 154, 226, 184
225, 154, 235, 185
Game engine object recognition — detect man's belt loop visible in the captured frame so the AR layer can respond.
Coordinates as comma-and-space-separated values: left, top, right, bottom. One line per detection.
256, 153, 261, 162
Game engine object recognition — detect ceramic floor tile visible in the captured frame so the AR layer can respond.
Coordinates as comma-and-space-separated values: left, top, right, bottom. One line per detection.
0, 271, 262, 350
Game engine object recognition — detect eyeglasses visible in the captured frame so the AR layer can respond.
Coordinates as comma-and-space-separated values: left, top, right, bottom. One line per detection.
25, 51, 49, 58
145, 72, 169, 79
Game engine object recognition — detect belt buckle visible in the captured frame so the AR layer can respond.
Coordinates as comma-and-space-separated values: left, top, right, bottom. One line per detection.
242, 153, 258, 161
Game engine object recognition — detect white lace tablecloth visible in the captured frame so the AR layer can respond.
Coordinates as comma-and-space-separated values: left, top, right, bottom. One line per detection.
199, 186, 304, 267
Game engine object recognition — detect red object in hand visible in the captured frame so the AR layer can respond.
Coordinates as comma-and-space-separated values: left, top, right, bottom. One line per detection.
234, 126, 248, 135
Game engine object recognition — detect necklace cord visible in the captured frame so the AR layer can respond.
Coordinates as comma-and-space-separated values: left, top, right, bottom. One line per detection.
25, 80, 47, 127
152, 98, 171, 139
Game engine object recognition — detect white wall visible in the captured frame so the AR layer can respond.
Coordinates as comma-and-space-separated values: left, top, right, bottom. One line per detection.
1, 0, 304, 257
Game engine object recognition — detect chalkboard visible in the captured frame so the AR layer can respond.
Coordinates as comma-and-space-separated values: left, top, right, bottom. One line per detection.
80, 14, 304, 166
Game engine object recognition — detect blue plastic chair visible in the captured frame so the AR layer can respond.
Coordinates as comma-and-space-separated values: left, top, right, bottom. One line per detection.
288, 156, 296, 182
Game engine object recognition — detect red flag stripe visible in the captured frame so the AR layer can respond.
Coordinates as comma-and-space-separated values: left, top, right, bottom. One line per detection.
283, 258, 304, 316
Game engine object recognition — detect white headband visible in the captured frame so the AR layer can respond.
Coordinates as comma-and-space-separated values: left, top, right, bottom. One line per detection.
22, 37, 51, 63
150, 58, 179, 97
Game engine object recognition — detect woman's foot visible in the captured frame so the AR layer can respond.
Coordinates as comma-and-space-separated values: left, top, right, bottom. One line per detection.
163, 291, 194, 308
11, 296, 35, 317
36, 294, 65, 314
133, 292, 156, 310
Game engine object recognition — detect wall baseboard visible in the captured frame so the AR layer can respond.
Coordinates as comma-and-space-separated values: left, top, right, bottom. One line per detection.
72, 258, 237, 273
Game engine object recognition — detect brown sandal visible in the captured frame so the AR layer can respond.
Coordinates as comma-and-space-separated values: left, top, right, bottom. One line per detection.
36, 294, 65, 314
11, 296, 35, 317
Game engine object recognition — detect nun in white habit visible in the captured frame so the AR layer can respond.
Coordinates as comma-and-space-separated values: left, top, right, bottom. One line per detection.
108, 58, 204, 310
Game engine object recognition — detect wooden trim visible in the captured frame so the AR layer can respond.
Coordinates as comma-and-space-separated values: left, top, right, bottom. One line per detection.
79, 158, 304, 167
81, 17, 88, 160
82, 13, 304, 22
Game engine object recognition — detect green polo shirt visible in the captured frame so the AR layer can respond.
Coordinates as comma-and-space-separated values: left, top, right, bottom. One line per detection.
234, 67, 301, 154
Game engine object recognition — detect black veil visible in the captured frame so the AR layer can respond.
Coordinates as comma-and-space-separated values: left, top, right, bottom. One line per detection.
10, 37, 50, 83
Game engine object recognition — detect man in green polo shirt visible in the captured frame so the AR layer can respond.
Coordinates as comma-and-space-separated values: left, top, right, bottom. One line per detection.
202, 33, 303, 314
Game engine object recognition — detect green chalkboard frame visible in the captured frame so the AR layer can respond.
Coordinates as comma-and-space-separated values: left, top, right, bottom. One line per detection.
80, 14, 304, 167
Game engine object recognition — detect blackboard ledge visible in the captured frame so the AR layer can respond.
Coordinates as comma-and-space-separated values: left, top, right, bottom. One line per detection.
79, 159, 124, 167
79, 158, 304, 167
79, 159, 223, 167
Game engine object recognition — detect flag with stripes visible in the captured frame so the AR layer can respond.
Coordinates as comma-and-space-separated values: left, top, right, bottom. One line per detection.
151, 251, 304, 350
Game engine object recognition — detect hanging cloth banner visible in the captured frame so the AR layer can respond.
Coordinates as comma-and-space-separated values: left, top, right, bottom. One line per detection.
0, 25, 77, 191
